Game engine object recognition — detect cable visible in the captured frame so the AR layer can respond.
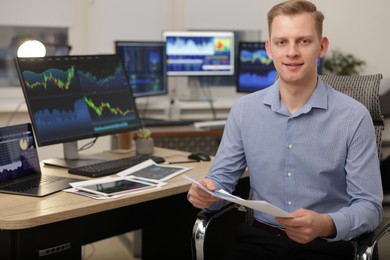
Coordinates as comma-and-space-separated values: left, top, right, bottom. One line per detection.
200, 78, 217, 120
78, 137, 98, 151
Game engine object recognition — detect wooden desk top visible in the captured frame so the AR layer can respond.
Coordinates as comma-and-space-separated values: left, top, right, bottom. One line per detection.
0, 147, 212, 230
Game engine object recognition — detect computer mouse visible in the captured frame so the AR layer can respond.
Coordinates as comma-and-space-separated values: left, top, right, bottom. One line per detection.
188, 151, 211, 162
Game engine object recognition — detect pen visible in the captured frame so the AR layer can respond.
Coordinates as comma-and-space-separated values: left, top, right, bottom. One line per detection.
168, 160, 199, 164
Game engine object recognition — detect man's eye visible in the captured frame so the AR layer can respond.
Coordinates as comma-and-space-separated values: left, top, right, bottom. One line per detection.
276, 41, 286, 46
300, 39, 310, 45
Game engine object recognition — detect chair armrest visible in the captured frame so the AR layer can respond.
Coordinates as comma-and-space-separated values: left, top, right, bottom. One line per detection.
355, 217, 390, 260
357, 217, 390, 247
192, 203, 239, 260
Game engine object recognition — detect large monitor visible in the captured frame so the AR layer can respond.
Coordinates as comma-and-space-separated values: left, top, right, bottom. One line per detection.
163, 31, 235, 76
115, 41, 168, 98
236, 41, 322, 93
15, 54, 142, 168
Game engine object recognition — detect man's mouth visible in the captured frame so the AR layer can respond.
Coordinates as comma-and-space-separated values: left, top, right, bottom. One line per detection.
284, 62, 304, 67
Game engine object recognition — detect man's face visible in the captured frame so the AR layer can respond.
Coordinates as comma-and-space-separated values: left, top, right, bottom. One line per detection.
265, 13, 328, 85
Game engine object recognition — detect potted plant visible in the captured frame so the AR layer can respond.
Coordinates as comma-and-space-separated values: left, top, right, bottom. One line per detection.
134, 128, 154, 155
322, 50, 366, 75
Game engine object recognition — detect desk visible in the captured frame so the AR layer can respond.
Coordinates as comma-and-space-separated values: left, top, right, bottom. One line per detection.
0, 147, 249, 259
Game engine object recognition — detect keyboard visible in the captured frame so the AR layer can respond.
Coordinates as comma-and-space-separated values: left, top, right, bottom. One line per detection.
68, 154, 166, 178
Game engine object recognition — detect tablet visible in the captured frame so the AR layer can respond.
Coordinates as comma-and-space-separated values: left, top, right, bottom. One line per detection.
75, 177, 157, 197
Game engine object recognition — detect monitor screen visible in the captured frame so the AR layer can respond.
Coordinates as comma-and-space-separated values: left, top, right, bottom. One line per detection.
15, 55, 142, 167
163, 31, 235, 76
115, 41, 168, 98
236, 42, 277, 93
236, 41, 322, 93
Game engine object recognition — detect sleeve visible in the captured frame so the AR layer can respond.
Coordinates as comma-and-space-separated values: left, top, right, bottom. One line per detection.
327, 105, 383, 241
205, 99, 248, 212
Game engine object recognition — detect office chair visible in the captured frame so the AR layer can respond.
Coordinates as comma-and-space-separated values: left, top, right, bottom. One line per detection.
191, 74, 390, 260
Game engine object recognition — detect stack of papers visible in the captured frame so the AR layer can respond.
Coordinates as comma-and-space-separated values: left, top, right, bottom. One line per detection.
64, 160, 192, 199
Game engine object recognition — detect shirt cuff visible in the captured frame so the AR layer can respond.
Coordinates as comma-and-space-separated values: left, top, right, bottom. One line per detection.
327, 212, 351, 241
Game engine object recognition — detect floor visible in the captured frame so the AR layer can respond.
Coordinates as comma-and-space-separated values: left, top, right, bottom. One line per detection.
83, 204, 390, 260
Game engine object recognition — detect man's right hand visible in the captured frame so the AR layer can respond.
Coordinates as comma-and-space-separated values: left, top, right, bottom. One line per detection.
187, 178, 221, 209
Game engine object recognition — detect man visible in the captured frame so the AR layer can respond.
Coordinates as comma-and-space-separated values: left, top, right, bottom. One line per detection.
187, 0, 383, 259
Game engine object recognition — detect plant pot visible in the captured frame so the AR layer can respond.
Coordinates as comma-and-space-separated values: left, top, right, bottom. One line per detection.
135, 138, 154, 155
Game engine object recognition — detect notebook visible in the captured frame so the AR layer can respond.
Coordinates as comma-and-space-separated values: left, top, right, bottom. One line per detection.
0, 123, 81, 197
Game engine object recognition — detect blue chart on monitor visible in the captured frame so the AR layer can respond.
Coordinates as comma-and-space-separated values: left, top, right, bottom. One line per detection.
77, 64, 127, 91
166, 37, 214, 56
239, 71, 277, 89
240, 49, 272, 65
33, 99, 93, 143
238, 48, 277, 90
148, 51, 162, 70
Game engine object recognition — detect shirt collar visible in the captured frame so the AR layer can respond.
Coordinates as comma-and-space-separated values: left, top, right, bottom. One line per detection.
263, 77, 328, 115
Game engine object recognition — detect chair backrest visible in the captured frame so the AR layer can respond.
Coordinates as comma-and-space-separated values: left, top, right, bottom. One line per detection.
319, 74, 384, 159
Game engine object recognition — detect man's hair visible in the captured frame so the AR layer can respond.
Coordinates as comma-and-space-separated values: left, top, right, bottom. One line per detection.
267, 0, 324, 38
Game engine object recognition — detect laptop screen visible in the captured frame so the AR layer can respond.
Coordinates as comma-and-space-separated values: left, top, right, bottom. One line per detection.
0, 123, 41, 182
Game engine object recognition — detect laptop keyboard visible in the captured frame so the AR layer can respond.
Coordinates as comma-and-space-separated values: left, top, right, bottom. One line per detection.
0, 175, 65, 192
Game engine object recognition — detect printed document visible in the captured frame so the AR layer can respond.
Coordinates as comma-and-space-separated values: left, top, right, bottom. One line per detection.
182, 175, 293, 218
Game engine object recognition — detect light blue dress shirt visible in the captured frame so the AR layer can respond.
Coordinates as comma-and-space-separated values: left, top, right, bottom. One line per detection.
206, 78, 383, 241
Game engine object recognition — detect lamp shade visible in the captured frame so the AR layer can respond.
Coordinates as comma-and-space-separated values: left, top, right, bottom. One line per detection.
17, 40, 46, 57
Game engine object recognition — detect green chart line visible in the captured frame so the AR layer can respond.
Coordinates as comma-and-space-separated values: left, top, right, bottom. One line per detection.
84, 97, 133, 117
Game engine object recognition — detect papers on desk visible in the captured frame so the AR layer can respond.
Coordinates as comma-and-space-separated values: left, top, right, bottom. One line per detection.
64, 160, 191, 200
117, 159, 192, 181
182, 175, 293, 218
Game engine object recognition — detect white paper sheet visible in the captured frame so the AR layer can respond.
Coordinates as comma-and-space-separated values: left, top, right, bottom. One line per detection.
182, 175, 293, 218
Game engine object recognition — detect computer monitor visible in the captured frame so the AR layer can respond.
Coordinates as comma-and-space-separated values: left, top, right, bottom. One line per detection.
15, 54, 142, 168
163, 31, 235, 76
115, 41, 168, 98
236, 41, 322, 93
236, 42, 276, 93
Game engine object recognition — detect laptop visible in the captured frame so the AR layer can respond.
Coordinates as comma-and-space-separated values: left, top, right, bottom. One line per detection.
0, 123, 81, 197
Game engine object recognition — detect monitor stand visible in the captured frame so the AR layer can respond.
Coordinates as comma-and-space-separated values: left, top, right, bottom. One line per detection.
42, 141, 106, 168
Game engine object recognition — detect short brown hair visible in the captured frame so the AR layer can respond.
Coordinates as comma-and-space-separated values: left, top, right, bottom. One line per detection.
267, 0, 324, 38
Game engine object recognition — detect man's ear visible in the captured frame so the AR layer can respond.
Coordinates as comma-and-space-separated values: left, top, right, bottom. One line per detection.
265, 40, 273, 60
319, 36, 329, 59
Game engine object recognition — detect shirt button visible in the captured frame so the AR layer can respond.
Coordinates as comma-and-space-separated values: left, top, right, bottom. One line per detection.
288, 144, 293, 149
287, 172, 292, 177
288, 201, 292, 205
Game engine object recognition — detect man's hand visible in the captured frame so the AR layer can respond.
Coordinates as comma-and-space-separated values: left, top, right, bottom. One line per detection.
187, 178, 221, 209
275, 208, 336, 244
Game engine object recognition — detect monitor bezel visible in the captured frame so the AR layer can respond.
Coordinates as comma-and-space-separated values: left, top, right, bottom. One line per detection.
162, 30, 235, 76
114, 40, 168, 98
